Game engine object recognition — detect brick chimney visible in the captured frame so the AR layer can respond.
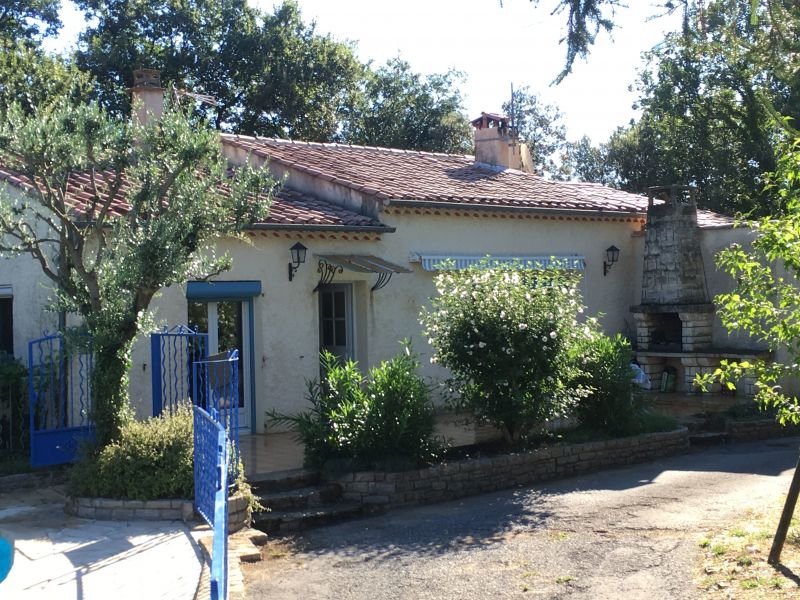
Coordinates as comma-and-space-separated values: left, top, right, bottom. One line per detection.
130, 68, 164, 126
471, 112, 534, 174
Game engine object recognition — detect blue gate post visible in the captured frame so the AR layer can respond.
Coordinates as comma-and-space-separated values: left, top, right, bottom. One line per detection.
151, 326, 208, 416
194, 406, 229, 600
192, 350, 240, 473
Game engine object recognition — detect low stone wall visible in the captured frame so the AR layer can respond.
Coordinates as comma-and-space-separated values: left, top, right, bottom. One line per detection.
228, 493, 250, 534
66, 493, 251, 532
66, 497, 194, 521
329, 428, 689, 508
726, 419, 800, 443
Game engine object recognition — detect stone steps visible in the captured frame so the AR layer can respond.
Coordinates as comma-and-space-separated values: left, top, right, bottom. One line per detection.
688, 431, 730, 445
249, 467, 364, 534
252, 501, 364, 534
257, 483, 343, 511
248, 468, 320, 494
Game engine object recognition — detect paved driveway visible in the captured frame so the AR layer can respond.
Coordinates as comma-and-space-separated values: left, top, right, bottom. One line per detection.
0, 485, 203, 600
245, 438, 800, 600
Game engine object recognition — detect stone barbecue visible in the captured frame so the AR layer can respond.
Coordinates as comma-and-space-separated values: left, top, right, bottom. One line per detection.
630, 186, 758, 395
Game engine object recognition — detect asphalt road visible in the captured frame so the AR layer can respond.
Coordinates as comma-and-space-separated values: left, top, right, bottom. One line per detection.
244, 438, 800, 600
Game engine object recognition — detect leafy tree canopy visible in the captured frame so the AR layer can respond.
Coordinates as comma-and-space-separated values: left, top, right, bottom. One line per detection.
561, 1, 800, 216
73, 0, 470, 151
0, 92, 276, 443
343, 58, 472, 154
501, 86, 567, 178
0, 41, 93, 118
0, 0, 61, 44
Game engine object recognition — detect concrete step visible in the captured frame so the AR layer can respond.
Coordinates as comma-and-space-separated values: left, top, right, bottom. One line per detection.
689, 431, 730, 445
252, 501, 364, 534
248, 468, 320, 494
257, 483, 342, 511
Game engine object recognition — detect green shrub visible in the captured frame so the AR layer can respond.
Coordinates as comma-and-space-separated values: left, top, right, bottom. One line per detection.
69, 403, 194, 500
268, 342, 440, 469
420, 263, 590, 443
572, 333, 639, 436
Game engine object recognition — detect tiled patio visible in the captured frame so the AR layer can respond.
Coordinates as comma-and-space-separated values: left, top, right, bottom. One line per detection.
241, 412, 497, 476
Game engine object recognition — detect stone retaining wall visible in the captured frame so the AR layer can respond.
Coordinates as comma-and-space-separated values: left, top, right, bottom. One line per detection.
329, 428, 689, 508
66, 497, 194, 521
726, 419, 800, 443
66, 493, 250, 532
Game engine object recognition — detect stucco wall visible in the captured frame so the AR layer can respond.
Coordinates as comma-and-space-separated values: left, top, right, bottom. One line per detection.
123, 209, 644, 431
0, 184, 59, 361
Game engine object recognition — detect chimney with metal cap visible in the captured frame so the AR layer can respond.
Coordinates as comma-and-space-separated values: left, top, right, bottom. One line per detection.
130, 68, 164, 126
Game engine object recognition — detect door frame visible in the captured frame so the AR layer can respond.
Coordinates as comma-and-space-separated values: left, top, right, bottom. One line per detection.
318, 282, 355, 362
187, 281, 260, 434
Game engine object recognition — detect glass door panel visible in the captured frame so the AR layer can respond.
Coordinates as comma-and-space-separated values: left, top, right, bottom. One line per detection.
188, 300, 250, 429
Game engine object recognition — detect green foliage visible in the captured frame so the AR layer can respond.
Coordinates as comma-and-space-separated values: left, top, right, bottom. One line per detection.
69, 403, 194, 500
501, 87, 567, 178
0, 1, 61, 44
589, 1, 800, 216
344, 58, 472, 154
0, 90, 276, 444
0, 357, 28, 453
560, 135, 615, 184
696, 136, 800, 424
0, 42, 93, 120
572, 333, 639, 436
73, 1, 470, 152
268, 343, 440, 470
420, 263, 591, 444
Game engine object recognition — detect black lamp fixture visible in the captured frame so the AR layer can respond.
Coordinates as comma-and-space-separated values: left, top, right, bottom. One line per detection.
288, 242, 307, 281
603, 245, 620, 276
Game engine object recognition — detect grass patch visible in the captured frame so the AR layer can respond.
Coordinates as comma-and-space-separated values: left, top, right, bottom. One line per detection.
695, 503, 800, 598
555, 575, 574, 584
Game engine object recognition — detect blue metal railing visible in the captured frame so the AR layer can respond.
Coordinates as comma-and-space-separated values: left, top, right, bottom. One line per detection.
192, 350, 240, 473
193, 406, 228, 600
151, 326, 208, 416
28, 333, 94, 467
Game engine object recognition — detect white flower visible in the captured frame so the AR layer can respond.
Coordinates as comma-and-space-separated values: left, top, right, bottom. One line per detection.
478, 341, 486, 348
518, 323, 528, 330
549, 331, 557, 339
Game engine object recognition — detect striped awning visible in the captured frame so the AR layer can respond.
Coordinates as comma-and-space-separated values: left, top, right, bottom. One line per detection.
411, 254, 586, 271
316, 255, 412, 274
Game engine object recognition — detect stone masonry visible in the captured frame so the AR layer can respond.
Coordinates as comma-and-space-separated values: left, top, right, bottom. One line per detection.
329, 428, 689, 509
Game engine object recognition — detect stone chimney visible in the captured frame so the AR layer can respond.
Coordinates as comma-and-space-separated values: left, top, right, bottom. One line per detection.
471, 112, 534, 174
130, 68, 164, 126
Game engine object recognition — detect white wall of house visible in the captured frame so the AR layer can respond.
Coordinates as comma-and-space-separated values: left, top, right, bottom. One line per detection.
124, 209, 646, 432
0, 184, 59, 361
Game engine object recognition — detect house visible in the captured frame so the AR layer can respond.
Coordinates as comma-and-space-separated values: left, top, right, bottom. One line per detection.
0, 71, 771, 439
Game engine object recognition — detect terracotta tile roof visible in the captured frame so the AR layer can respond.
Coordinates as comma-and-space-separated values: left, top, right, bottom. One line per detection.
260, 188, 389, 230
0, 164, 388, 231
221, 134, 652, 215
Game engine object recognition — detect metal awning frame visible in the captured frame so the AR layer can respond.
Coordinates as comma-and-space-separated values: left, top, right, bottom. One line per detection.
312, 254, 412, 292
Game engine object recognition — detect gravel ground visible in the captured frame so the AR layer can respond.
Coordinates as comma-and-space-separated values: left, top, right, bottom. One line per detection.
244, 438, 800, 600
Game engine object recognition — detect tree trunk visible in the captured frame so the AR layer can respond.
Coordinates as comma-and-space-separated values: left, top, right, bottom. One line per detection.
91, 337, 135, 446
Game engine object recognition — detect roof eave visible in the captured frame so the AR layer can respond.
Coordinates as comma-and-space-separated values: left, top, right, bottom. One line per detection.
245, 223, 395, 233
384, 199, 647, 220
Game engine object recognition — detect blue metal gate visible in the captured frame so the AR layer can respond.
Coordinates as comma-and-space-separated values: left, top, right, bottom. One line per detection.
28, 333, 95, 467
151, 326, 208, 416
192, 350, 240, 472
194, 405, 228, 600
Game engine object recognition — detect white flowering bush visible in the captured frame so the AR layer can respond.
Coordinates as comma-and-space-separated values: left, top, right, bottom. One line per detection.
421, 264, 592, 443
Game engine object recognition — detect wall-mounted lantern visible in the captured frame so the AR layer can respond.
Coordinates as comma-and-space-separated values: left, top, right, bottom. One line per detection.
603, 245, 620, 276
288, 242, 307, 281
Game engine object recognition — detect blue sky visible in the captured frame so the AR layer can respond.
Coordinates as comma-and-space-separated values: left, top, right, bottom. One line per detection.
49, 0, 682, 144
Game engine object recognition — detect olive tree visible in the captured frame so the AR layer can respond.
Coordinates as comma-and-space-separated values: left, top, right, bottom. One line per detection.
0, 96, 276, 445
